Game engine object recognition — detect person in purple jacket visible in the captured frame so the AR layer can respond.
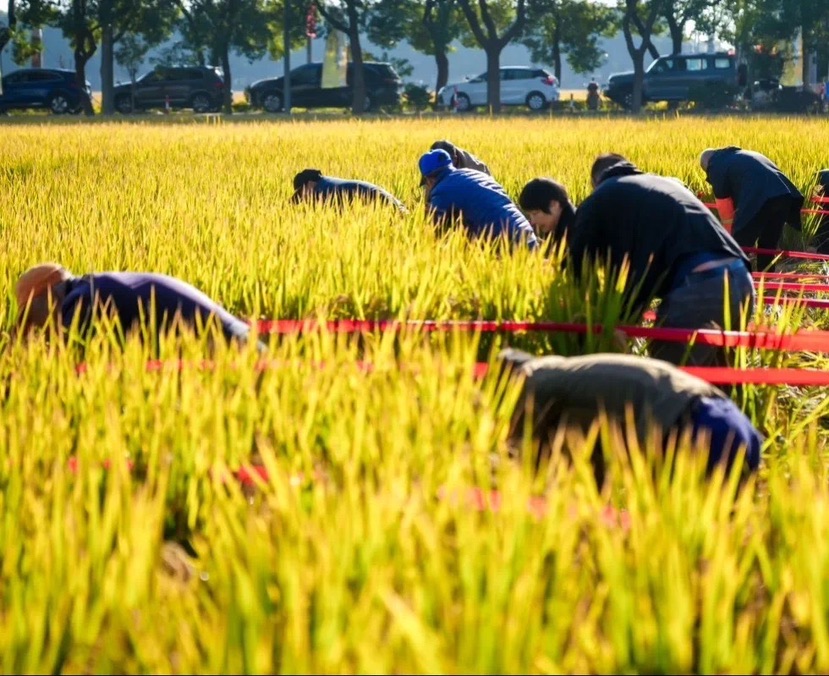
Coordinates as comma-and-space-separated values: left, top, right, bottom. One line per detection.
418, 149, 539, 251
15, 263, 264, 350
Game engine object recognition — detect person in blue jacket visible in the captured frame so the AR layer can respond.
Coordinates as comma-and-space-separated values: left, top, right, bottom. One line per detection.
418, 149, 539, 250
291, 168, 406, 212
15, 263, 264, 350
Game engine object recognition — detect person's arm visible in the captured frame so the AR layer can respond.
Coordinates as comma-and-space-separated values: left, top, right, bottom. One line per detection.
714, 197, 736, 232
567, 201, 600, 280
706, 167, 736, 232
426, 190, 456, 233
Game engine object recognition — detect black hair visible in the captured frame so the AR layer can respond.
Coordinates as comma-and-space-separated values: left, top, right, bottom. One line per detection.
590, 153, 628, 187
518, 178, 571, 213
293, 168, 324, 192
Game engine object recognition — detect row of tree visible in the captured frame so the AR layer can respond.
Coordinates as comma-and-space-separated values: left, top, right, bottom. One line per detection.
0, 0, 827, 116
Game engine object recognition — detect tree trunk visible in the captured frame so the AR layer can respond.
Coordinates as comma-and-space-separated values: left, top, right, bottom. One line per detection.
667, 14, 683, 55
74, 26, 97, 117
220, 44, 232, 113
552, 23, 562, 84
434, 49, 449, 103
100, 23, 115, 115
631, 52, 645, 113
0, 0, 16, 55
350, 29, 366, 114
486, 45, 501, 113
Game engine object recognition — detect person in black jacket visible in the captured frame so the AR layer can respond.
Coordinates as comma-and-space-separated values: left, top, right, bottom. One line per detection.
568, 153, 755, 367
700, 147, 804, 270
518, 177, 577, 254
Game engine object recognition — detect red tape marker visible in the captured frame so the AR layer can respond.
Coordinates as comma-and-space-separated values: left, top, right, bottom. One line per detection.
743, 247, 829, 262
755, 281, 829, 293
681, 367, 829, 386
703, 201, 829, 218
254, 319, 829, 353
73, 357, 829, 385
753, 272, 828, 281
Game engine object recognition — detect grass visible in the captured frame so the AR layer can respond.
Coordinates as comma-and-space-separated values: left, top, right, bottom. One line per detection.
1, 115, 829, 673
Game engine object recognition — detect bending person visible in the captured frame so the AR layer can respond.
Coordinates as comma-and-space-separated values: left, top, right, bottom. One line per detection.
291, 168, 406, 212
567, 153, 754, 367
15, 263, 264, 350
700, 146, 804, 271
499, 349, 763, 487
429, 140, 491, 176
419, 149, 539, 251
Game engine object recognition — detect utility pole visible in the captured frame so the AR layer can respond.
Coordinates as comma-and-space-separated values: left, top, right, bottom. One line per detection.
284, 0, 292, 113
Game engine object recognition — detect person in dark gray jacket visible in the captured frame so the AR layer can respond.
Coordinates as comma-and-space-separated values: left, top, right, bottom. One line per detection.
429, 140, 491, 176
700, 146, 804, 270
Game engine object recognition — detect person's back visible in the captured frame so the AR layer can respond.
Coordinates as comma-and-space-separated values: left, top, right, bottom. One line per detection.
423, 156, 539, 250
292, 168, 406, 212
314, 176, 406, 211
570, 162, 746, 314
704, 147, 803, 235
500, 348, 763, 482
429, 140, 491, 176
61, 272, 253, 345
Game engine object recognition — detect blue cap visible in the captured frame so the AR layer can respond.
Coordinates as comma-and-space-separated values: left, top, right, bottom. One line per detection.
419, 149, 453, 179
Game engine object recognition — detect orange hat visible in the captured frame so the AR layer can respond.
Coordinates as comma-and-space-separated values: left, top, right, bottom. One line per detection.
15, 263, 70, 310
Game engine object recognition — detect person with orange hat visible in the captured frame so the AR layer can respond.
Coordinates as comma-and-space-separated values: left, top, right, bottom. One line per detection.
15, 263, 263, 350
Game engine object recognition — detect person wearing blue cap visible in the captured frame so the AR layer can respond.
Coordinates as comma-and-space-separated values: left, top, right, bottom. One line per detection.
498, 348, 763, 487
418, 149, 539, 250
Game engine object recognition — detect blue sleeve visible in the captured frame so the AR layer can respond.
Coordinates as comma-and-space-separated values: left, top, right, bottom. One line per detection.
427, 189, 454, 226
61, 282, 94, 337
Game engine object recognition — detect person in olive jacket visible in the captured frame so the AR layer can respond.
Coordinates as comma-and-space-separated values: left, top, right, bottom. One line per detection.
498, 349, 763, 488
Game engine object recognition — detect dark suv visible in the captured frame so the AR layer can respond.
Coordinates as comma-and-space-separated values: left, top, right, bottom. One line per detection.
245, 62, 403, 112
113, 66, 226, 114
0, 68, 92, 114
604, 52, 739, 108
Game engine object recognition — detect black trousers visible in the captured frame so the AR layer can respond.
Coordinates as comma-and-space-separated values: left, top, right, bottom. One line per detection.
733, 196, 797, 271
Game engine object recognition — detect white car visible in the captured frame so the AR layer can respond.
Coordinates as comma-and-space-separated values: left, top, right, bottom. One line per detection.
437, 66, 560, 112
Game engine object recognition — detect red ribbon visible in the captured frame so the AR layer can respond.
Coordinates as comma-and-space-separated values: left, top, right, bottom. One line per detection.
253, 319, 829, 352
755, 281, 829, 293
703, 201, 829, 217
743, 246, 829, 262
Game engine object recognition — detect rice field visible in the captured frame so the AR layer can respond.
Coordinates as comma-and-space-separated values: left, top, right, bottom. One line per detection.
2, 115, 829, 674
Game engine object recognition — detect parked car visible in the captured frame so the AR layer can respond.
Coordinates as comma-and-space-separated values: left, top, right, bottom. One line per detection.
745, 78, 823, 113
113, 66, 226, 114
603, 52, 740, 108
436, 67, 560, 112
245, 62, 403, 112
0, 68, 92, 115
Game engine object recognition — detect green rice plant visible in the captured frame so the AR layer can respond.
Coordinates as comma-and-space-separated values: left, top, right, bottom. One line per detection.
0, 116, 827, 674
